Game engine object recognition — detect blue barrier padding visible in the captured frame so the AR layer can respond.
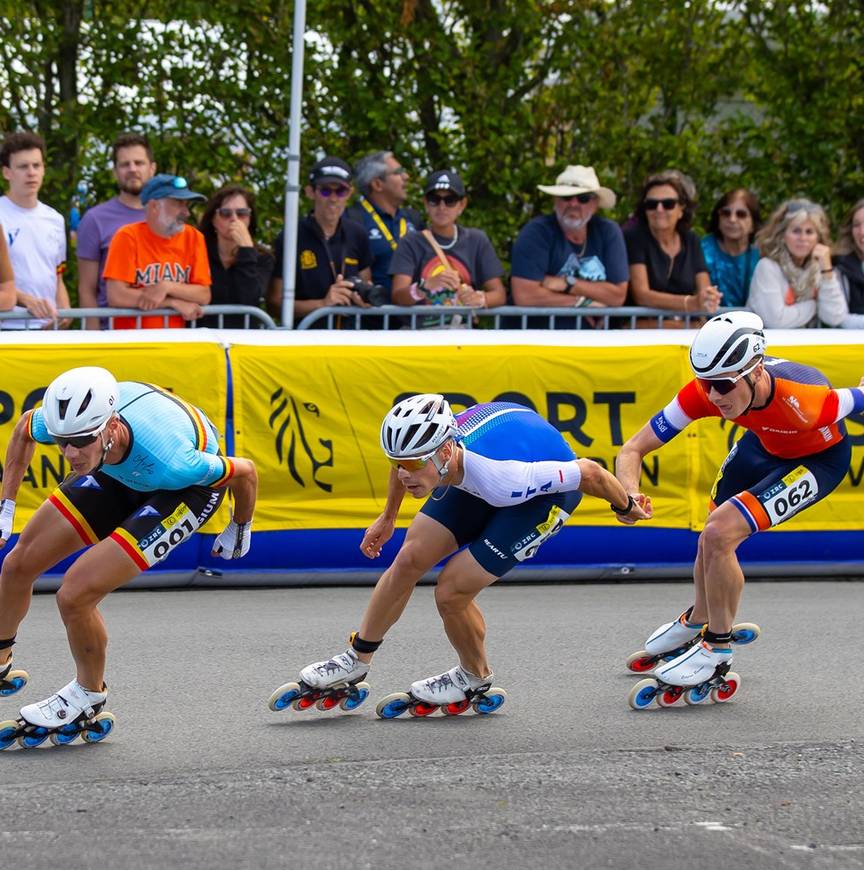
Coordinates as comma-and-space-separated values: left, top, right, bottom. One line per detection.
4, 526, 861, 577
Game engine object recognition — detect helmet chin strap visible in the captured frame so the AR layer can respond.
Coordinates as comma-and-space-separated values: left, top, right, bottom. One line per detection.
740, 371, 760, 415
430, 440, 457, 479
93, 426, 115, 472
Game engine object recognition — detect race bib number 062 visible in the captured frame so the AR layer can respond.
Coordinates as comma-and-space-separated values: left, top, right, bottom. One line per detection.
757, 466, 819, 527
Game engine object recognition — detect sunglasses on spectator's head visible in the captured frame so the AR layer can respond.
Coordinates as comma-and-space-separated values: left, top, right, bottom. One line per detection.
425, 193, 462, 207
644, 197, 680, 211
217, 207, 251, 218
720, 207, 750, 220
54, 432, 100, 449
317, 185, 351, 198
697, 360, 761, 396
560, 193, 596, 204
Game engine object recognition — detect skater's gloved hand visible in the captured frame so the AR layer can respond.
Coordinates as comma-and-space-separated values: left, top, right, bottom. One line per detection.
0, 499, 15, 548
360, 513, 396, 559
615, 493, 652, 525
211, 518, 252, 559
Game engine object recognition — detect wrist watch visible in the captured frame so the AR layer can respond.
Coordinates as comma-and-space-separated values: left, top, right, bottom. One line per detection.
564, 274, 577, 295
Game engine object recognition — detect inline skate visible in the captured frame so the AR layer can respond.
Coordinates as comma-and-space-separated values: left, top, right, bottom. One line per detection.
268, 647, 371, 714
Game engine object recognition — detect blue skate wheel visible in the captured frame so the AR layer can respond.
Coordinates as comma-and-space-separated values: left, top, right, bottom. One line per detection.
628, 678, 659, 710
0, 719, 19, 751
81, 712, 114, 743
684, 683, 712, 705
49, 724, 81, 746
376, 692, 411, 719
0, 673, 27, 697
731, 623, 760, 646
473, 688, 507, 715
19, 727, 50, 749
340, 682, 370, 711
268, 682, 302, 712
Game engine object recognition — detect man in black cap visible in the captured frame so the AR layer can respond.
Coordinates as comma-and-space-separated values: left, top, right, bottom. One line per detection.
268, 157, 373, 327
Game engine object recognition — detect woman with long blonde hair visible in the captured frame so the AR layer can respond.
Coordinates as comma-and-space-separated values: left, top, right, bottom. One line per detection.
748, 199, 845, 328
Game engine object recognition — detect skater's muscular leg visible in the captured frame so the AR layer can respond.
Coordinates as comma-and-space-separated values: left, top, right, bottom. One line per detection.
699, 503, 751, 634
0, 501, 84, 664
434, 549, 497, 678
357, 514, 457, 663
55, 537, 141, 690
689, 542, 709, 625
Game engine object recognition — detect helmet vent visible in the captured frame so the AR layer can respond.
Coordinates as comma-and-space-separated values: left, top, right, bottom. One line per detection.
77, 389, 93, 416
58, 398, 70, 420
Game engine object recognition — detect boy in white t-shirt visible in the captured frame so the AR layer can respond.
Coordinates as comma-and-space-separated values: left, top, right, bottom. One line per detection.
0, 131, 70, 329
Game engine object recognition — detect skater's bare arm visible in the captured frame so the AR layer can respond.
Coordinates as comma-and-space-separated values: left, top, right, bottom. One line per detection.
577, 459, 651, 523
222, 458, 257, 524
361, 468, 405, 559
616, 424, 664, 494
1, 412, 38, 502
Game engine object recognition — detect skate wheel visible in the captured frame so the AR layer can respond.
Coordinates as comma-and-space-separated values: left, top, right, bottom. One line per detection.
18, 727, 50, 749
408, 701, 438, 718
473, 687, 508, 715
0, 719, 19, 751
710, 671, 741, 704
339, 681, 370, 712
625, 650, 656, 673
315, 694, 341, 712
81, 712, 115, 743
628, 678, 659, 710
268, 681, 302, 712
291, 694, 317, 712
656, 686, 685, 707
441, 699, 471, 716
0, 669, 29, 697
376, 692, 411, 719
683, 683, 712, 705
731, 623, 761, 646
49, 724, 81, 746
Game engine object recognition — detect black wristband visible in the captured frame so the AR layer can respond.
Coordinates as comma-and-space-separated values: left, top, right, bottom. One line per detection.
610, 494, 635, 515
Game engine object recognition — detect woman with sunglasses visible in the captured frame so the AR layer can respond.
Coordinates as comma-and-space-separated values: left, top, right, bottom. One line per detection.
0, 366, 258, 746
616, 311, 862, 705
747, 199, 845, 328
271, 394, 649, 717
391, 170, 506, 321
700, 189, 761, 309
198, 185, 274, 328
625, 171, 721, 319
830, 199, 864, 328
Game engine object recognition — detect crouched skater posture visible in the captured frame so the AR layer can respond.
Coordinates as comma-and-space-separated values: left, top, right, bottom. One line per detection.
273, 394, 649, 718
616, 311, 863, 700
0, 367, 257, 747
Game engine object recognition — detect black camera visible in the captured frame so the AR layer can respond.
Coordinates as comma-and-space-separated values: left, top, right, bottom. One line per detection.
348, 276, 389, 307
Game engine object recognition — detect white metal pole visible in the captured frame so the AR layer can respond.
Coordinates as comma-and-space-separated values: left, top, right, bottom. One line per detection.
281, 0, 307, 328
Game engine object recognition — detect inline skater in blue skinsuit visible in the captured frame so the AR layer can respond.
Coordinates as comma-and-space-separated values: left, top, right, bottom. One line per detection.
273, 394, 650, 716
0, 366, 257, 747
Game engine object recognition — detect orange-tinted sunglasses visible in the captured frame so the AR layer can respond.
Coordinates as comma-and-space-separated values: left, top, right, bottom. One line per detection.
387, 456, 432, 472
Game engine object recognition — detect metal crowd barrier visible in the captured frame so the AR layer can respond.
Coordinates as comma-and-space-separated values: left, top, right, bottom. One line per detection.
295, 305, 721, 330
0, 305, 278, 330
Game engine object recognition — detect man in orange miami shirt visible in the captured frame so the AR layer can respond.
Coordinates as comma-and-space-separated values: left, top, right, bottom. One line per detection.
103, 174, 211, 328
615, 311, 863, 689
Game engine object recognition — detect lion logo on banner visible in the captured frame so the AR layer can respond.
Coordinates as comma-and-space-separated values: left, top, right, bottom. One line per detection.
269, 388, 333, 492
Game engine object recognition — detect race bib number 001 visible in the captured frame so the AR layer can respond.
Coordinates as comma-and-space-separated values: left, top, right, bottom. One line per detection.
757, 466, 819, 527
138, 502, 198, 566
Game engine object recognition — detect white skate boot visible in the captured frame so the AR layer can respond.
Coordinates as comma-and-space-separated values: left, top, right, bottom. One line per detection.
300, 648, 369, 689
410, 665, 491, 705
655, 641, 732, 687
644, 609, 705, 655
20, 679, 107, 728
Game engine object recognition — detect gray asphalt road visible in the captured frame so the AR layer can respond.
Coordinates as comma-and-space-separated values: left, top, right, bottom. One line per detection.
1, 581, 862, 870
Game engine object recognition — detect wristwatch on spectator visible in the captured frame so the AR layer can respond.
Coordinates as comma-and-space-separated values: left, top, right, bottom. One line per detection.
564, 274, 578, 295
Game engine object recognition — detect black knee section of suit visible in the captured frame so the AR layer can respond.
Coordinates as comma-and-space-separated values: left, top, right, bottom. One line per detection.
349, 631, 382, 654
0, 636, 16, 650
703, 629, 732, 645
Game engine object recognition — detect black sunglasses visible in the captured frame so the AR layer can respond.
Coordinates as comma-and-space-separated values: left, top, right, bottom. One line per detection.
697, 360, 760, 396
560, 193, 596, 204
426, 193, 462, 207
54, 433, 100, 449
644, 197, 680, 211
217, 207, 251, 218
720, 207, 750, 220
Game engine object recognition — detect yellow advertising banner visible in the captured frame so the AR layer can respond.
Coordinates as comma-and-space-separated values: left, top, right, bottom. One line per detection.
231, 343, 690, 530
0, 342, 230, 530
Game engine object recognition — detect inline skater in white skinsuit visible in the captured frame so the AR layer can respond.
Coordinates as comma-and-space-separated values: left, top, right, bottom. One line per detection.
281, 394, 650, 712
0, 367, 257, 746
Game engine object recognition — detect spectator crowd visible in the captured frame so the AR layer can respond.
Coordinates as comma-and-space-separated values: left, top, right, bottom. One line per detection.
1, 130, 863, 331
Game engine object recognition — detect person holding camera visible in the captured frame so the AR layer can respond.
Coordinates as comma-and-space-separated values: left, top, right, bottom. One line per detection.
390, 170, 506, 326
267, 156, 373, 328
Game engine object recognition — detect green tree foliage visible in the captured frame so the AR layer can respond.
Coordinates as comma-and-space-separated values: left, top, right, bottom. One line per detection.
1, 0, 863, 293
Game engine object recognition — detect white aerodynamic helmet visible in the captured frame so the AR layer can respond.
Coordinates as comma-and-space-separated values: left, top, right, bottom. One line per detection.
689, 311, 766, 380
41, 366, 118, 437
380, 394, 458, 459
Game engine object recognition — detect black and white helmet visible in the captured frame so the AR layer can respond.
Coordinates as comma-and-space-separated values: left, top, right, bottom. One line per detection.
41, 366, 118, 437
380, 394, 458, 459
689, 311, 766, 379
